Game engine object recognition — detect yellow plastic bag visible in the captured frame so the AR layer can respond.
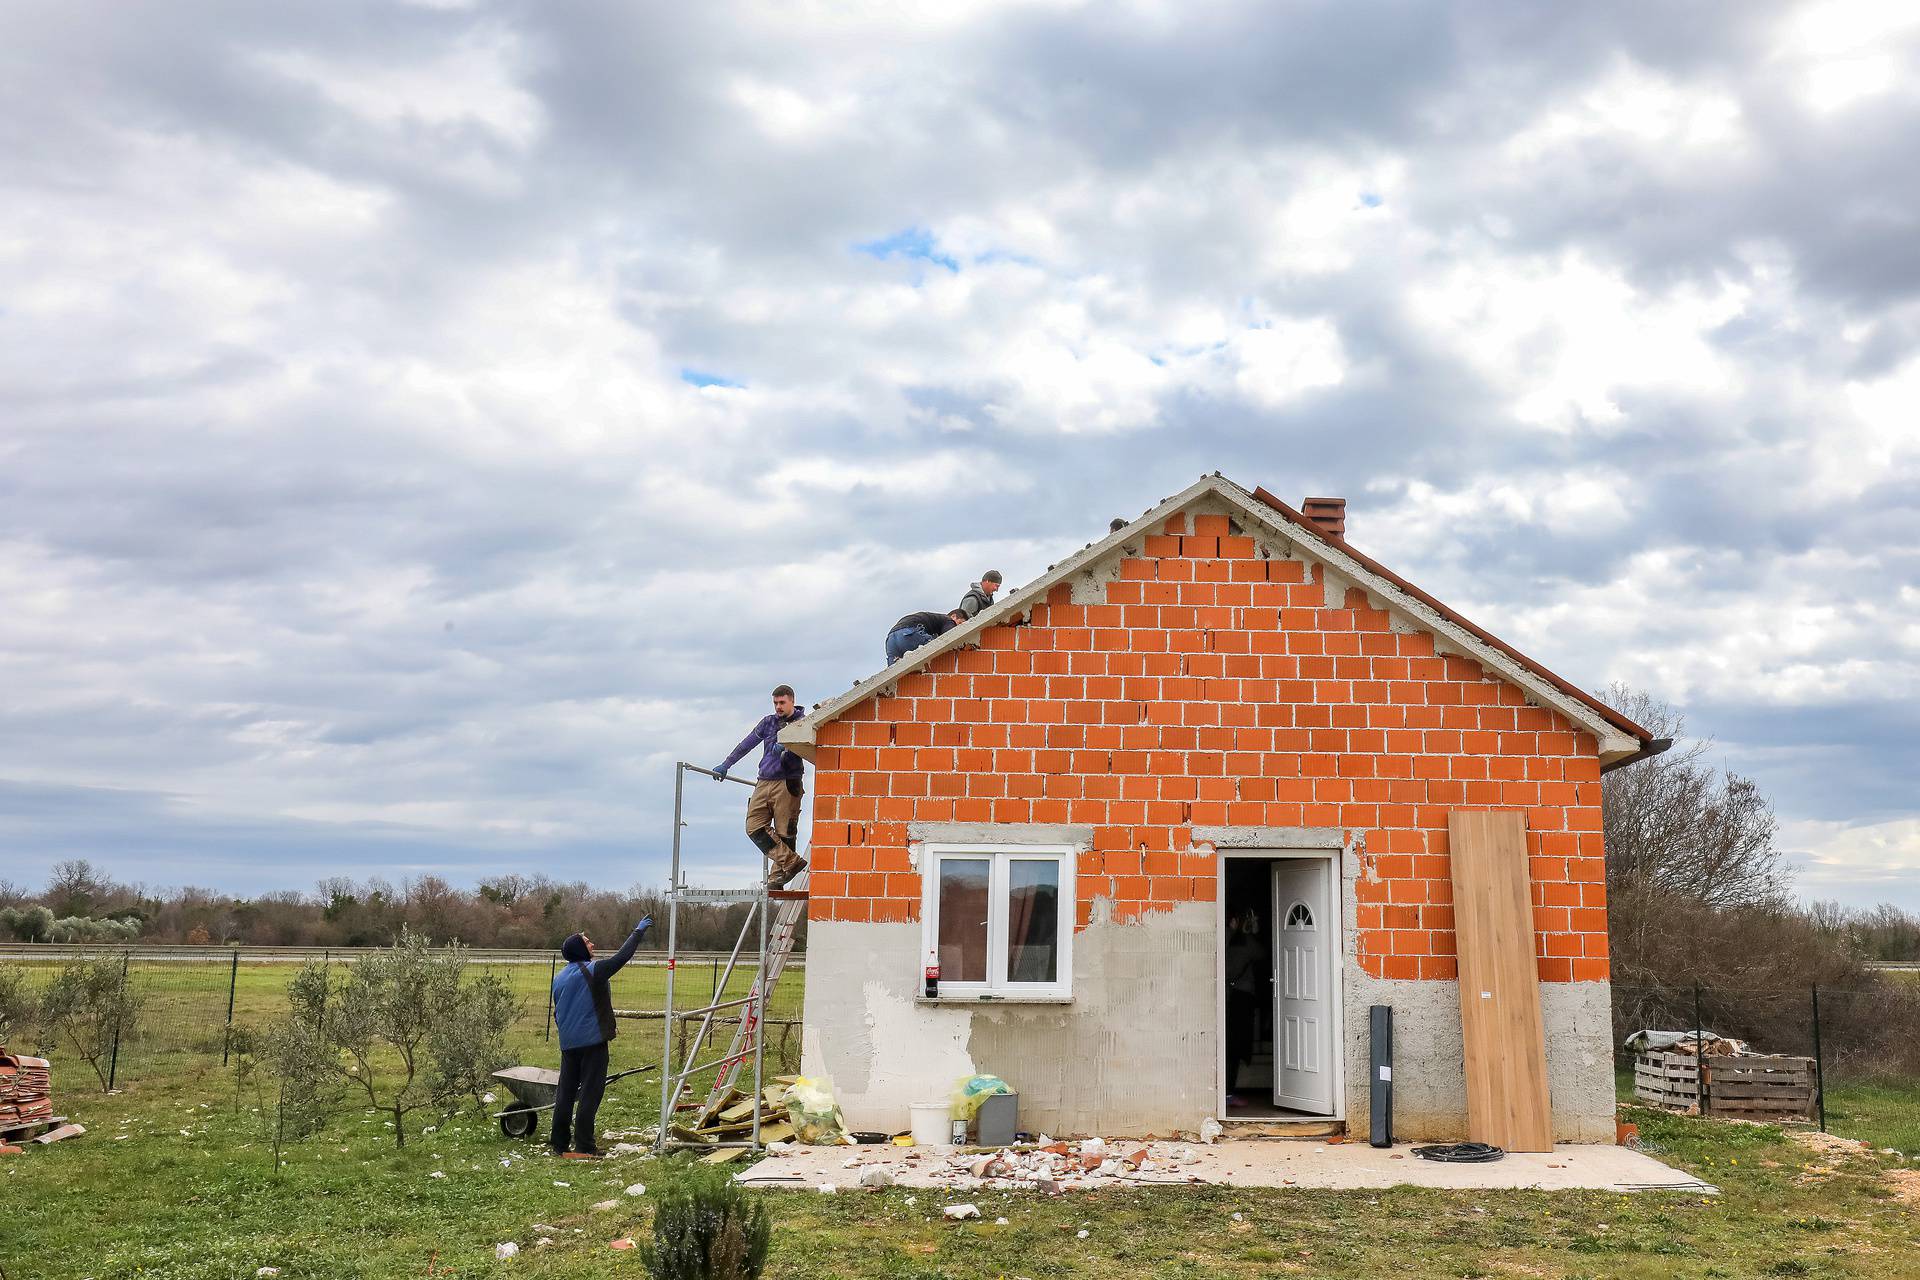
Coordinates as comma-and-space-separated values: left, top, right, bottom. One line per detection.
949, 1074, 1011, 1123
784, 1075, 847, 1144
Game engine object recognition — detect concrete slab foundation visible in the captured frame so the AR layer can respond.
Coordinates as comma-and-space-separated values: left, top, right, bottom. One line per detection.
735, 1141, 1718, 1195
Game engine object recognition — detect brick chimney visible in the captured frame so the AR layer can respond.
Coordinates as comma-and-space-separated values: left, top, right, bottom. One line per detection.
1302, 496, 1346, 539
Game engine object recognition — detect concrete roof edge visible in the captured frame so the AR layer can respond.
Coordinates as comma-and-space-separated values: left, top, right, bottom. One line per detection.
784, 472, 1655, 767
779, 475, 1230, 752
1223, 480, 1654, 760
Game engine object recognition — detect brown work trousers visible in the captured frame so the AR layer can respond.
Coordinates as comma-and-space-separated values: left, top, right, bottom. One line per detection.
745, 778, 803, 871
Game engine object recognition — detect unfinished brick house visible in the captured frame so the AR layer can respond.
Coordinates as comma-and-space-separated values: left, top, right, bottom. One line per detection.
779, 474, 1658, 1141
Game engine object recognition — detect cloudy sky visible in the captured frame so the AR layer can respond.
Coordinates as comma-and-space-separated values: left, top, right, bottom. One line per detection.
3, 1, 1916, 908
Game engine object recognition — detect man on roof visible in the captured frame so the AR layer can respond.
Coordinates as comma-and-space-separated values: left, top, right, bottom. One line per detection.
713, 685, 809, 889
884, 607, 967, 665
956, 569, 1002, 619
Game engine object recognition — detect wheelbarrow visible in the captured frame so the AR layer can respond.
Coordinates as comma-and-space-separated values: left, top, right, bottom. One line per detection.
490, 1062, 656, 1139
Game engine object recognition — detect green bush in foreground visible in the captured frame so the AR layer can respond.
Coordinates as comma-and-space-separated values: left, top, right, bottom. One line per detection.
642, 1162, 772, 1280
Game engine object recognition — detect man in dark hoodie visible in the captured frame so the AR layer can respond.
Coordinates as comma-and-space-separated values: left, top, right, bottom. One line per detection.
956, 569, 1002, 619
884, 607, 967, 665
714, 685, 808, 888
549, 916, 651, 1157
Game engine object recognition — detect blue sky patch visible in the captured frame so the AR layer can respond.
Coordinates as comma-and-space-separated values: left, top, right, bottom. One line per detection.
680, 368, 744, 389
853, 226, 959, 272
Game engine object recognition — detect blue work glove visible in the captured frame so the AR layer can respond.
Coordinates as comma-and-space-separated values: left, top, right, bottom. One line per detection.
711, 765, 728, 780
634, 916, 652, 938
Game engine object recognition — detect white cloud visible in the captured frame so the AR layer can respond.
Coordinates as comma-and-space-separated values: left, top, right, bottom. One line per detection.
1405, 253, 1749, 429
1781, 817, 1920, 904
1778, 0, 1920, 112
1504, 61, 1746, 161
1231, 319, 1347, 406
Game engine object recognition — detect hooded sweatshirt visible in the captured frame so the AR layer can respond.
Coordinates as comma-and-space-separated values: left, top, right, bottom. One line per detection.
957, 582, 998, 618
551, 925, 645, 1050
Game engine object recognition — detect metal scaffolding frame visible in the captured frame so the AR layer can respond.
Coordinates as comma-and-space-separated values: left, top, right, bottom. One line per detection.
655, 761, 808, 1153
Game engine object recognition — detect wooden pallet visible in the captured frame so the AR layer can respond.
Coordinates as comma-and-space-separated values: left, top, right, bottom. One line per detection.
1702, 1056, 1818, 1120
0, 1115, 69, 1142
1634, 1051, 1816, 1121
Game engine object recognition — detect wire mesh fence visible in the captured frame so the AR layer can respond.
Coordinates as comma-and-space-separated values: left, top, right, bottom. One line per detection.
0, 946, 805, 1091
1612, 979, 1920, 1134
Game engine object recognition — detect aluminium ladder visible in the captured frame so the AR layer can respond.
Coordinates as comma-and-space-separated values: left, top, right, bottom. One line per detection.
654, 761, 810, 1152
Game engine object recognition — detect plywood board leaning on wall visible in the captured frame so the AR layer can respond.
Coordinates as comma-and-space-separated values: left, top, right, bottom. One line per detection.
1447, 809, 1553, 1153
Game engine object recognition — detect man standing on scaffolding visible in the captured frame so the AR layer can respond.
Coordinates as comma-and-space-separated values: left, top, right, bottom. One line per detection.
714, 684, 808, 888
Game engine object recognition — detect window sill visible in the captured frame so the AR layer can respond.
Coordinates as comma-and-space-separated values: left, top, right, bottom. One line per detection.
914, 993, 1074, 1006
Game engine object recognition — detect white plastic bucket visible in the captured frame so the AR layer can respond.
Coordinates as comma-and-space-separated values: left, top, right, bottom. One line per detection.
908, 1101, 952, 1146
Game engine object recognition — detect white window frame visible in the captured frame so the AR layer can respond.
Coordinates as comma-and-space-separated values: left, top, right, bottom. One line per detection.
920, 843, 1074, 1000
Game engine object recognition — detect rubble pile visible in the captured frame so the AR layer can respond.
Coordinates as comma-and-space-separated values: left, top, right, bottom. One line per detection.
770, 1136, 1210, 1192
669, 1077, 798, 1163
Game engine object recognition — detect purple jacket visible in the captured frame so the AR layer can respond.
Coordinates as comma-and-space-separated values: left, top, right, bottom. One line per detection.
719, 708, 807, 783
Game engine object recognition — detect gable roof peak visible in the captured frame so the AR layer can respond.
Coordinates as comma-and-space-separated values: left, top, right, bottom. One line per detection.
782, 473, 1656, 768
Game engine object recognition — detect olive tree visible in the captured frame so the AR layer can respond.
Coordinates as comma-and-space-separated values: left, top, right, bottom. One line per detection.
278, 929, 520, 1147
0, 965, 34, 1047
36, 956, 142, 1090
0, 904, 54, 943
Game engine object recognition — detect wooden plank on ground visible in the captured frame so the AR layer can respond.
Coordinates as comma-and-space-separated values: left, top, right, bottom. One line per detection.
1449, 809, 1554, 1153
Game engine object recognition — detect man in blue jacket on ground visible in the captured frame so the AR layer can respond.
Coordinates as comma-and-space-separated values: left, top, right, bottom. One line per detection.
549, 916, 651, 1157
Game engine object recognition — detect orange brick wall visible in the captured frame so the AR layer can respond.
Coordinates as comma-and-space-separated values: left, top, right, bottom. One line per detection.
803, 509, 1611, 984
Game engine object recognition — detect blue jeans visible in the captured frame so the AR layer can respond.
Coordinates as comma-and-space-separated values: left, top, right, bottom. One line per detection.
886, 623, 934, 665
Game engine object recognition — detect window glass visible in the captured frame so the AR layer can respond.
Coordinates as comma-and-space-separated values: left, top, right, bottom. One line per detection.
1005, 859, 1060, 983
937, 858, 990, 982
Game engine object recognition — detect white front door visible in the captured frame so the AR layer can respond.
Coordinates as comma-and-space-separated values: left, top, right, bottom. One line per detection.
1272, 859, 1334, 1114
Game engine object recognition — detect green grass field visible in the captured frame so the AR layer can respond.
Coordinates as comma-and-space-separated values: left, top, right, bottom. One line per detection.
7, 961, 1920, 1278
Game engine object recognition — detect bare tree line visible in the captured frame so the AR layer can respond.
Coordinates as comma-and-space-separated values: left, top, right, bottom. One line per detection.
2, 684, 1916, 1004
0, 865, 789, 954
1599, 684, 1920, 1070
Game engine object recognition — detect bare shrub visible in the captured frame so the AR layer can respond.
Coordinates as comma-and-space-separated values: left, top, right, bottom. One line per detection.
1600, 686, 1920, 1073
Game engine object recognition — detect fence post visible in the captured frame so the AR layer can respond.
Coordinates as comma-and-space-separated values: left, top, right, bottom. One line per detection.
712, 956, 719, 1004
1692, 983, 1708, 1117
1811, 983, 1827, 1133
107, 949, 132, 1091
544, 955, 556, 1042
221, 948, 240, 1066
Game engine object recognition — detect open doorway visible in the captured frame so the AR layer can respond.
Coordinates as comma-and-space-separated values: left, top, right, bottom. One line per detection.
1221, 853, 1341, 1120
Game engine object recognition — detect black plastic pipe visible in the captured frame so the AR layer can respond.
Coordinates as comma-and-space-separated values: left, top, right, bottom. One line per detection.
1369, 1004, 1393, 1147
